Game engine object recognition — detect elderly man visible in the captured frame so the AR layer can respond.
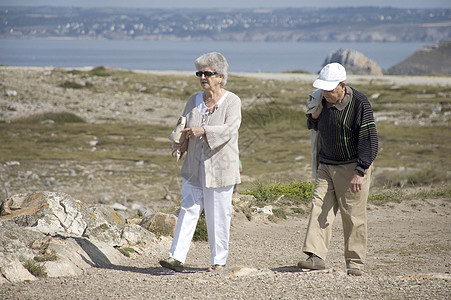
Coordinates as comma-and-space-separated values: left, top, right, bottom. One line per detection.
298, 63, 378, 276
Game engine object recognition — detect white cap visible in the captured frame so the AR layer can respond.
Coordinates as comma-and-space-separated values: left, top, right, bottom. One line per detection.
313, 63, 346, 91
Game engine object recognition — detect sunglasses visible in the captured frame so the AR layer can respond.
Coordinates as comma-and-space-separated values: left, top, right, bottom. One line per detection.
195, 71, 218, 77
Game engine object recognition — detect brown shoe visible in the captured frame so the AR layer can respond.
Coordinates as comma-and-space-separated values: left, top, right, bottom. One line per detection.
347, 268, 363, 276
159, 257, 183, 272
297, 254, 326, 270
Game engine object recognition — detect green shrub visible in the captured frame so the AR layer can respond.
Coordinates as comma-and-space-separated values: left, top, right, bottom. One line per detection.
33, 250, 58, 262
67, 69, 84, 75
291, 207, 305, 214
60, 80, 93, 89
25, 259, 47, 277
117, 247, 136, 257
242, 103, 304, 129
89, 66, 111, 77
368, 189, 404, 205
16, 112, 85, 124
418, 188, 451, 199
272, 208, 287, 220
193, 212, 208, 242
283, 69, 310, 74
243, 181, 314, 205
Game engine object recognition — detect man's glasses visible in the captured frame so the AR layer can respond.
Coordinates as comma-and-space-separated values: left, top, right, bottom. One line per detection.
195, 71, 218, 77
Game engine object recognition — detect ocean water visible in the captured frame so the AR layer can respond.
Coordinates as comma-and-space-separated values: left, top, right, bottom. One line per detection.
0, 39, 428, 73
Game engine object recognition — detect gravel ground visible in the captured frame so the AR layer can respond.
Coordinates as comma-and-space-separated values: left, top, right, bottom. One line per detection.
1, 197, 449, 299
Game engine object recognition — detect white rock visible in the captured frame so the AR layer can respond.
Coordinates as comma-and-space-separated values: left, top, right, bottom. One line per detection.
230, 266, 275, 277
33, 194, 87, 237
0, 257, 37, 282
371, 93, 380, 99
43, 259, 83, 277
111, 203, 127, 211
256, 205, 273, 215
5, 90, 17, 96
120, 224, 156, 247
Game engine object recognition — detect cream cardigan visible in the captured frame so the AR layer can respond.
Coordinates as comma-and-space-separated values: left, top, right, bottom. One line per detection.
180, 91, 242, 188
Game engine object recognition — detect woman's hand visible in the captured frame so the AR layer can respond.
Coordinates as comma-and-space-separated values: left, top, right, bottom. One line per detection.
182, 127, 205, 139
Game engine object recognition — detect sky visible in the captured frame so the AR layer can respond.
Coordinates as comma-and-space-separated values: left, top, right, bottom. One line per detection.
2, 0, 451, 9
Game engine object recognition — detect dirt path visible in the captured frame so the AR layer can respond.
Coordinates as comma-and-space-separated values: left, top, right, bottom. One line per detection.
2, 197, 449, 299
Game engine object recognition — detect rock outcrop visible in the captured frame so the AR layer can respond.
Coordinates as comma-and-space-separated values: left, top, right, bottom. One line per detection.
0, 192, 167, 283
386, 40, 451, 75
0, 191, 264, 284
320, 49, 383, 76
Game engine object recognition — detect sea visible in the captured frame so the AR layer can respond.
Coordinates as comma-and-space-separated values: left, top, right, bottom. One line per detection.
0, 39, 429, 74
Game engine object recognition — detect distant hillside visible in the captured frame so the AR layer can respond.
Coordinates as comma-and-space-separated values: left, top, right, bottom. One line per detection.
386, 40, 451, 75
0, 6, 450, 43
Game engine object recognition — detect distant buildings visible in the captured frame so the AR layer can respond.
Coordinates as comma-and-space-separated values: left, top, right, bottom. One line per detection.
1, 7, 449, 42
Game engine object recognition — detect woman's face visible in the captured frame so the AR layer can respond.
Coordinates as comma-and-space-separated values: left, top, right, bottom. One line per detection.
198, 67, 222, 90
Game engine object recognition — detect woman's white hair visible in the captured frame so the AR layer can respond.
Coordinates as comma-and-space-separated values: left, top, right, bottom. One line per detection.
194, 52, 229, 87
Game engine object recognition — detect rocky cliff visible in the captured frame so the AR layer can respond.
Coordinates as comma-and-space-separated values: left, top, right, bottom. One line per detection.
319, 49, 384, 76
387, 40, 451, 75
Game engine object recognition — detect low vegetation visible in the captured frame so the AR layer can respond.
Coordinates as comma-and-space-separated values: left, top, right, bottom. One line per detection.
33, 250, 58, 262
193, 212, 208, 242
117, 247, 137, 257
24, 259, 47, 278
0, 66, 450, 211
243, 181, 314, 205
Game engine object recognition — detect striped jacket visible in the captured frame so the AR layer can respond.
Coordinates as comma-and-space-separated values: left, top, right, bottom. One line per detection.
307, 87, 378, 176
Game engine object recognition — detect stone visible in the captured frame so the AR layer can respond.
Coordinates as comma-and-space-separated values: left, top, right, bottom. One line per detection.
33, 193, 88, 236
0, 257, 36, 282
111, 203, 127, 211
148, 212, 177, 236
232, 194, 256, 211
229, 266, 275, 277
256, 205, 273, 215
5, 90, 17, 97
321, 49, 383, 76
43, 259, 83, 278
0, 192, 154, 284
121, 223, 156, 248
81, 204, 126, 246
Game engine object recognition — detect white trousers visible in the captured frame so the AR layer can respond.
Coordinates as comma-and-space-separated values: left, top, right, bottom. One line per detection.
169, 165, 233, 266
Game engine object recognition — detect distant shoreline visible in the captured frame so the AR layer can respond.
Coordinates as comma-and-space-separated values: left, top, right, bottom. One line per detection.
2, 65, 450, 87
0, 39, 431, 74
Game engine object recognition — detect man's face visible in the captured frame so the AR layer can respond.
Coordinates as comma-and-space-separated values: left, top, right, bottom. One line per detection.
321, 82, 346, 104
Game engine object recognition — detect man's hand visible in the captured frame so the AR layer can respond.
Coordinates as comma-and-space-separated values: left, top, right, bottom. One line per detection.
311, 100, 323, 119
350, 173, 363, 193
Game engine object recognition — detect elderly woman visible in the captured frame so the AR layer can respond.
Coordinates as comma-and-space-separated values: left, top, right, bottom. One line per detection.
159, 52, 241, 272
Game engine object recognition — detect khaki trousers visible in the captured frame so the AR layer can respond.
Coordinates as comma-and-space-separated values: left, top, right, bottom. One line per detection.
303, 163, 372, 270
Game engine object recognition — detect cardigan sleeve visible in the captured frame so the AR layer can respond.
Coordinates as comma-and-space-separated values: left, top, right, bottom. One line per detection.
307, 114, 319, 131
355, 97, 378, 174
203, 94, 241, 150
